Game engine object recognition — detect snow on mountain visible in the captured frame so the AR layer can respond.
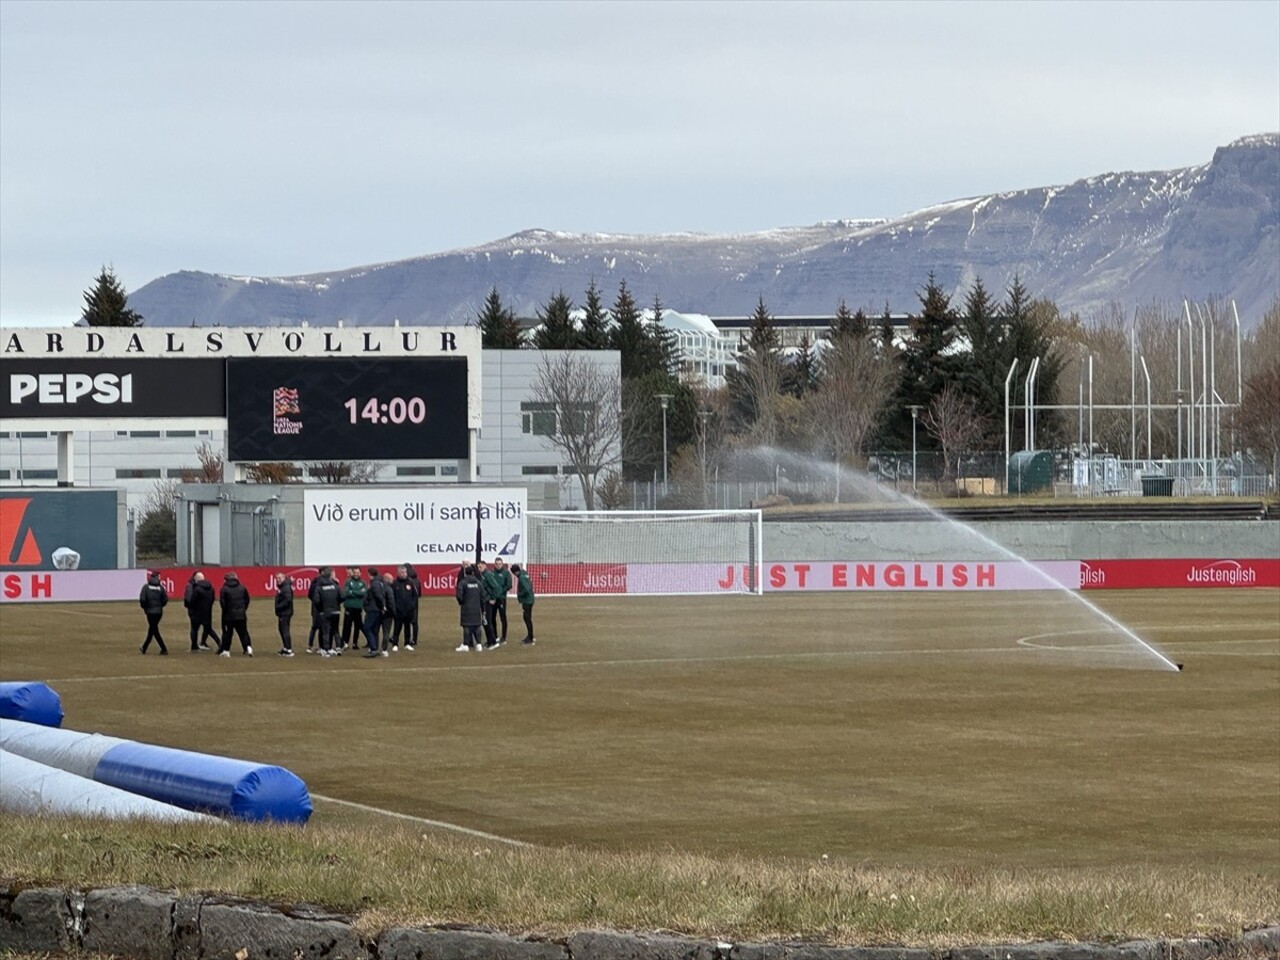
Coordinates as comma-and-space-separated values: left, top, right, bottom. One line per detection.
129, 134, 1279, 329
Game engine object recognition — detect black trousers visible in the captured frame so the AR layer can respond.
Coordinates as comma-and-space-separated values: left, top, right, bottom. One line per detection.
342, 608, 364, 647
277, 615, 292, 651
491, 599, 508, 641
319, 612, 339, 652
461, 624, 482, 649
391, 614, 412, 647
408, 604, 420, 645
142, 613, 167, 653
189, 612, 217, 650
521, 605, 534, 640
220, 619, 251, 653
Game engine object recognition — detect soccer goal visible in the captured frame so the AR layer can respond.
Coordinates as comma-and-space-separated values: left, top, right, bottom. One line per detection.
526, 510, 763, 597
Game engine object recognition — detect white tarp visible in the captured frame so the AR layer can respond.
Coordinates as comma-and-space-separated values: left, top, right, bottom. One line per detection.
0, 750, 214, 822
0, 717, 126, 778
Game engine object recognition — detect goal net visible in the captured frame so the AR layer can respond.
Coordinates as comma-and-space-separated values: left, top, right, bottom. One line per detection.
526, 510, 762, 596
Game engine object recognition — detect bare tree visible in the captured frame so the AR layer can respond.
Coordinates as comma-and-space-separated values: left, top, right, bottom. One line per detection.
530, 353, 623, 509
182, 440, 224, 482
307, 461, 383, 484
244, 462, 303, 484
922, 384, 989, 485
812, 331, 900, 498
1240, 299, 1280, 480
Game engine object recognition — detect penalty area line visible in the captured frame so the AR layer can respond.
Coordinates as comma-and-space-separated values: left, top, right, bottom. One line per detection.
310, 793, 531, 848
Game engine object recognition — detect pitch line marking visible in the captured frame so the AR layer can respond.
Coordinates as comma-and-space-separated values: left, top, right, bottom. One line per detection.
310, 793, 531, 847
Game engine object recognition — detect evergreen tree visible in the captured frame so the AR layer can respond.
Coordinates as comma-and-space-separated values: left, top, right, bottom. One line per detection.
647, 293, 679, 378
878, 302, 896, 350
957, 276, 1003, 441
532, 290, 578, 349
610, 280, 651, 379
786, 332, 818, 398
1001, 275, 1065, 448
79, 266, 143, 327
880, 273, 959, 447
578, 278, 610, 350
727, 295, 783, 442
477, 286, 524, 348
830, 300, 870, 341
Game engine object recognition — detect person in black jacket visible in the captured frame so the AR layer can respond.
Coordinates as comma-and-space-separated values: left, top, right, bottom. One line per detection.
404, 562, 422, 648
138, 570, 169, 655
183, 571, 218, 651
362, 566, 386, 657
274, 572, 295, 657
217, 571, 253, 657
312, 566, 342, 658
455, 564, 484, 652
390, 565, 417, 651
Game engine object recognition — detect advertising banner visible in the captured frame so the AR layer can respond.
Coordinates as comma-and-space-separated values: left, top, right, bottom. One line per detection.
303, 486, 527, 567
0, 491, 119, 571
1076, 558, 1280, 589
762, 560, 1083, 592
227, 357, 470, 462
0, 359, 225, 420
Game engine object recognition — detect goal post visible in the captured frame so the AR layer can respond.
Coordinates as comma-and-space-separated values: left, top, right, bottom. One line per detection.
526, 510, 763, 597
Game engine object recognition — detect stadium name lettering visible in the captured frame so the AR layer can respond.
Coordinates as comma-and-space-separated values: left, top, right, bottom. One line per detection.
765, 562, 997, 590
3, 329, 462, 356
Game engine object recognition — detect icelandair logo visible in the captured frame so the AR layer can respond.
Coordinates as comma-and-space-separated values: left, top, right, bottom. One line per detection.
1187, 560, 1257, 586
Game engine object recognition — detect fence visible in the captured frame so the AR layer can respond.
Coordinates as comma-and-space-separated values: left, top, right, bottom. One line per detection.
622, 450, 1275, 508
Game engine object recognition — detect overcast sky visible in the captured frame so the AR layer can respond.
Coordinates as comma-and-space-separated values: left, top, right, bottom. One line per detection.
1, 0, 1277, 326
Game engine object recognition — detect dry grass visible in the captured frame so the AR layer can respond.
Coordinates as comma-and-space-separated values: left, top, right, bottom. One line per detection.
2, 816, 1276, 947
1, 589, 1277, 945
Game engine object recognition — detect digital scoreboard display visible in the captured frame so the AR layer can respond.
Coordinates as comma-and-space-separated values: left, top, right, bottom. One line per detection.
226, 357, 469, 462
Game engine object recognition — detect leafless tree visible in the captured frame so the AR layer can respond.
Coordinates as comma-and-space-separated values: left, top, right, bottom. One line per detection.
530, 353, 623, 509
140, 477, 179, 520
1239, 299, 1280, 480
306, 461, 383, 484
812, 331, 900, 498
243, 462, 303, 484
183, 440, 225, 482
922, 384, 989, 484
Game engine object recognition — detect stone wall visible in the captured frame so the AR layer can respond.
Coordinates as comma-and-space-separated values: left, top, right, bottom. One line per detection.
2, 884, 1277, 960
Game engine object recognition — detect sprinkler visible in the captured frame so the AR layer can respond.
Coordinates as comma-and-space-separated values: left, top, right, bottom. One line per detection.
1176, 663, 1184, 672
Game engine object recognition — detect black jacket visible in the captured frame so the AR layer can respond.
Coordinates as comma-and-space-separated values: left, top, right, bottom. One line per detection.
219, 574, 251, 621
392, 576, 417, 617
184, 578, 215, 617
274, 580, 294, 618
313, 574, 342, 616
139, 576, 168, 616
368, 577, 391, 614
456, 573, 484, 627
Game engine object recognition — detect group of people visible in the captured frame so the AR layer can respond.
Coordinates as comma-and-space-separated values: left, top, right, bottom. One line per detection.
453, 558, 537, 652
138, 559, 536, 659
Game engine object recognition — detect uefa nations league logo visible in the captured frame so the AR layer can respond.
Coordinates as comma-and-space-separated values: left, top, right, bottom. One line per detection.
273, 386, 303, 436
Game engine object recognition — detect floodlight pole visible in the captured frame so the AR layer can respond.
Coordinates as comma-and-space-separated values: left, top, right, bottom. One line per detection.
656, 394, 673, 488
1004, 358, 1019, 495
908, 404, 922, 494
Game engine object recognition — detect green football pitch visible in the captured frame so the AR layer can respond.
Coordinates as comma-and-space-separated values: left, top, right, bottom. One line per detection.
1, 589, 1277, 874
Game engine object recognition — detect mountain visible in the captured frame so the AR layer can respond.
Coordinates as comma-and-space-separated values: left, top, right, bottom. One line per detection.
130, 134, 1279, 328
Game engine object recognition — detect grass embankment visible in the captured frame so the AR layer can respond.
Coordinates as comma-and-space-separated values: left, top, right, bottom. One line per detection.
2, 815, 1276, 948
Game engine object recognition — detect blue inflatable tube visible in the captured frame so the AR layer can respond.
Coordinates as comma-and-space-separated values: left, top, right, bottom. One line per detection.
0, 719, 312, 824
0, 682, 64, 727
94, 742, 312, 824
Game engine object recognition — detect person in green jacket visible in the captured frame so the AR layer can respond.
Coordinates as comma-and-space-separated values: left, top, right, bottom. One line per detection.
512, 563, 535, 645
340, 567, 368, 651
477, 559, 501, 649
490, 556, 513, 645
